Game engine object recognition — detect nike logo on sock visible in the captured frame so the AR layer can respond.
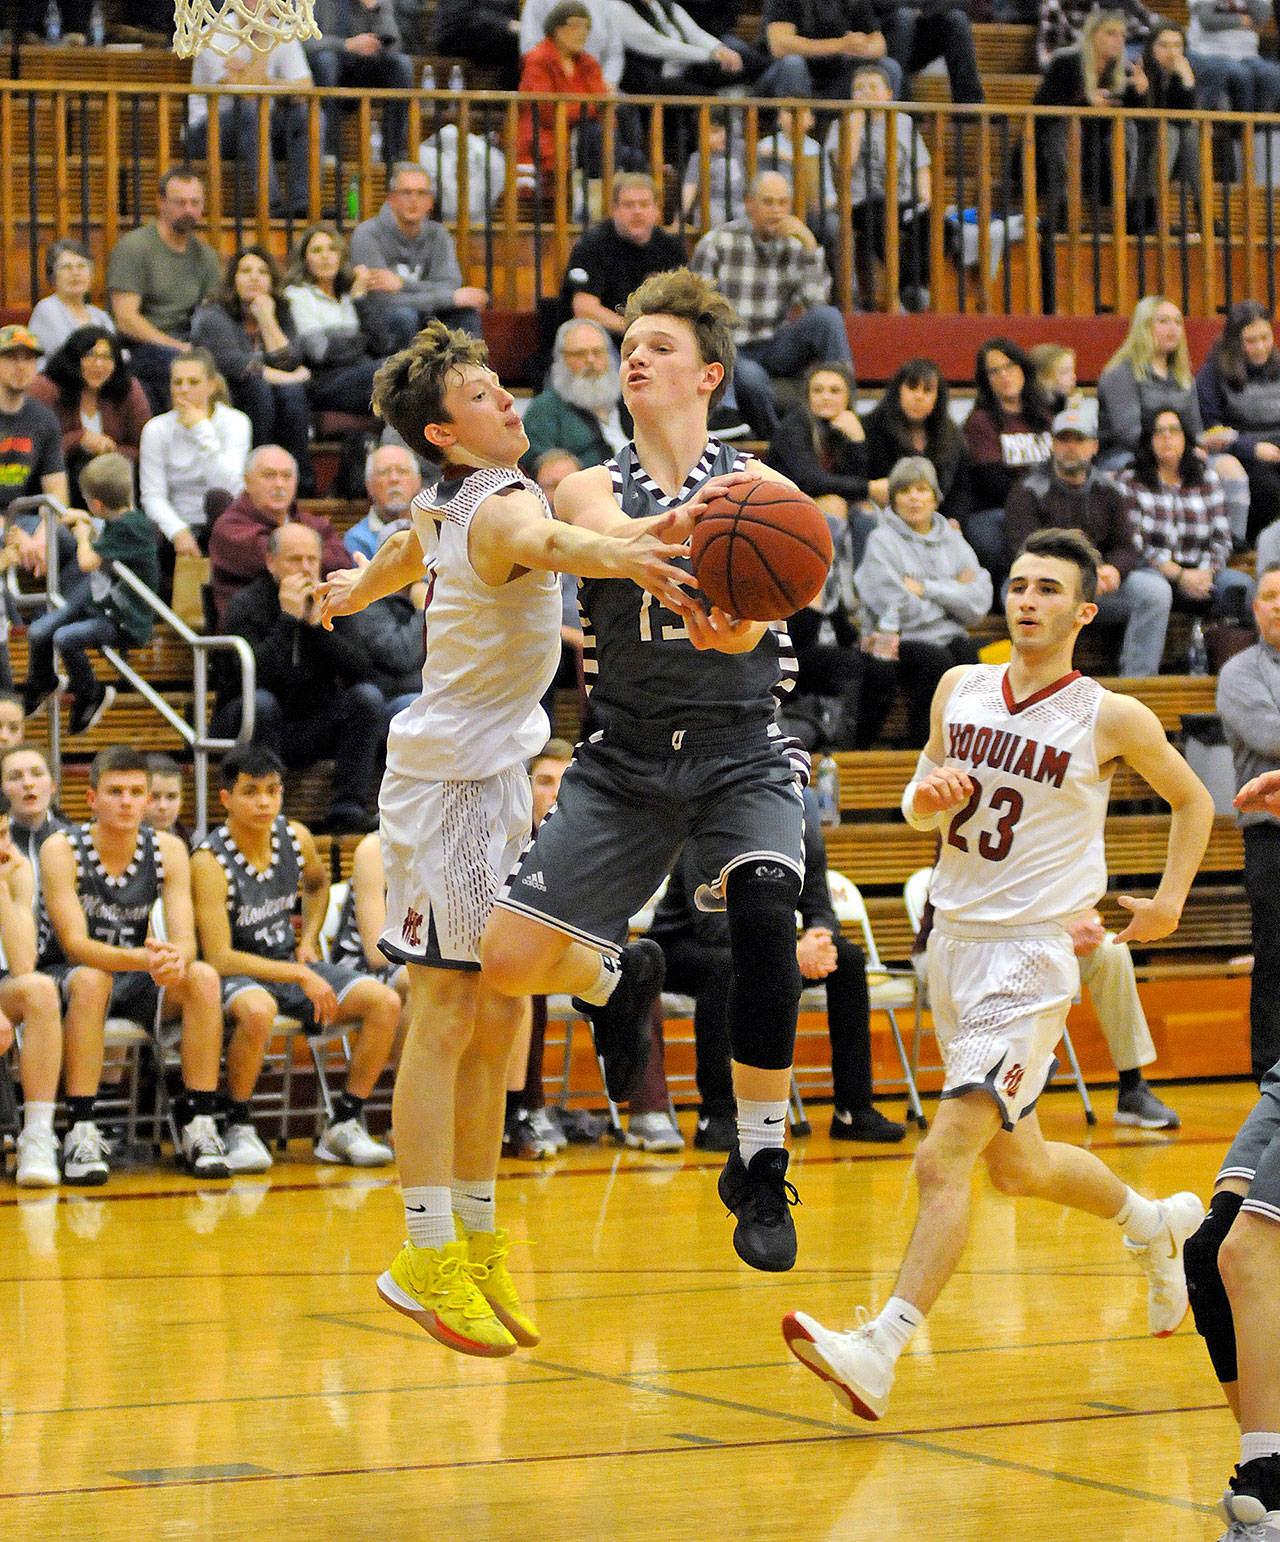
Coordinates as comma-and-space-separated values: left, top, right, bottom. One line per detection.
405, 1204, 428, 1213
763, 1115, 785, 1125
461, 1194, 493, 1205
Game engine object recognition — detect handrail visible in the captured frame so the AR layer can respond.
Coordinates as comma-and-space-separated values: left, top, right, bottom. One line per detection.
4, 492, 68, 774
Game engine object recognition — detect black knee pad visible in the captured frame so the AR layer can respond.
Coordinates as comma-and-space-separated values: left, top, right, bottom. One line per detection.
724, 861, 803, 1071
1185, 1188, 1246, 1384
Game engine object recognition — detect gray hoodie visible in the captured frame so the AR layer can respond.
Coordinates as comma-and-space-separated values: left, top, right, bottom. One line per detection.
854, 508, 993, 644
347, 204, 463, 315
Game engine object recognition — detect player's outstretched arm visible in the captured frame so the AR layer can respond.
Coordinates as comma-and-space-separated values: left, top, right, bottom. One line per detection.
316, 528, 427, 630
902, 666, 973, 829
1098, 691, 1215, 944
1236, 767, 1280, 815
554, 464, 757, 542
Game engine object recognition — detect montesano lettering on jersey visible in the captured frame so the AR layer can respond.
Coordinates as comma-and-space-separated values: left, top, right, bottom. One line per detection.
946, 722, 1071, 787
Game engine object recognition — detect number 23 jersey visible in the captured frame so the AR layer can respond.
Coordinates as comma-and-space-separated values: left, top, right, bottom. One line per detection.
930, 665, 1112, 927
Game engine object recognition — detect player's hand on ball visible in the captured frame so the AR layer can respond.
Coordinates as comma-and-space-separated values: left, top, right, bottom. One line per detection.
315, 555, 370, 630
666, 470, 759, 538
1114, 893, 1181, 944
1236, 769, 1280, 815
685, 605, 766, 653
912, 766, 973, 817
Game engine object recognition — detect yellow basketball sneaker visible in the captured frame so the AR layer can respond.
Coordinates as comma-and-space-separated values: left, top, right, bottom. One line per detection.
377, 1239, 517, 1357
459, 1223, 541, 1347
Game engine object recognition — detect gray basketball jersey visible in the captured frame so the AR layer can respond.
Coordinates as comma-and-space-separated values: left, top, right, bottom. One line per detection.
20, 814, 71, 969
330, 881, 362, 972
201, 815, 302, 961
579, 440, 798, 727
65, 822, 163, 951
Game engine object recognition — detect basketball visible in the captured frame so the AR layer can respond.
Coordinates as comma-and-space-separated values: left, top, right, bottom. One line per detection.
688, 479, 833, 622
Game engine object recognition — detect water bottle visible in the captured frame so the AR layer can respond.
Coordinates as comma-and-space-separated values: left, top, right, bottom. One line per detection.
369, 123, 383, 163
346, 181, 359, 222
448, 63, 465, 93
88, 0, 104, 44
43, 0, 61, 42
868, 599, 900, 661
816, 754, 841, 828
1187, 617, 1209, 676
420, 63, 435, 91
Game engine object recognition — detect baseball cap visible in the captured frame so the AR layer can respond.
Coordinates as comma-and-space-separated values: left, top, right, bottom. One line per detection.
1051, 400, 1098, 438
0, 325, 43, 356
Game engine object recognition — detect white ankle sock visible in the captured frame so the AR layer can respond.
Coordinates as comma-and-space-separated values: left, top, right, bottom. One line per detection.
451, 1178, 496, 1236
874, 1296, 925, 1363
1115, 1188, 1162, 1244
737, 1098, 788, 1163
1241, 1433, 1280, 1466
402, 1185, 454, 1250
22, 1101, 55, 1136
575, 953, 621, 1007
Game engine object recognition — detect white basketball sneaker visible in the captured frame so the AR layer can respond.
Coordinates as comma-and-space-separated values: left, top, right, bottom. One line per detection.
1123, 1190, 1205, 1336
782, 1307, 896, 1420
1218, 1493, 1280, 1540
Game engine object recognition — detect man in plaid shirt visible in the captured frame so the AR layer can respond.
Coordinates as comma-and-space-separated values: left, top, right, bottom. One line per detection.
1117, 406, 1255, 674
690, 170, 853, 437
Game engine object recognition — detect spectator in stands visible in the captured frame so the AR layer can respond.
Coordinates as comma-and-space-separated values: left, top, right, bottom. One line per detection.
854, 455, 990, 746
344, 443, 422, 561
192, 247, 314, 492
29, 327, 152, 491
106, 171, 222, 414
756, 106, 829, 228
1115, 407, 1254, 675
22, 453, 159, 736
348, 164, 490, 356
767, 360, 869, 512
1197, 300, 1280, 544
27, 240, 114, 364
432, 0, 521, 89
215, 523, 385, 833
826, 63, 931, 313
521, 318, 630, 473
42, 745, 230, 1184
608, 0, 792, 98
282, 225, 382, 423
681, 109, 748, 223
1029, 340, 1080, 414
208, 444, 350, 625
138, 349, 251, 562
560, 174, 687, 340
144, 753, 194, 849
187, 26, 312, 220
1127, 23, 1201, 232
1037, 0, 1154, 71
961, 336, 1054, 583
760, 0, 897, 103
861, 356, 968, 519
0, 324, 69, 515
0, 693, 23, 750
307, 0, 414, 164
522, 0, 625, 86
648, 783, 906, 1151
344, 569, 428, 726
191, 746, 400, 1172
690, 171, 854, 439
519, 2, 613, 186
419, 114, 508, 224
1186, 0, 1280, 112
1003, 399, 1165, 675
874, 0, 984, 104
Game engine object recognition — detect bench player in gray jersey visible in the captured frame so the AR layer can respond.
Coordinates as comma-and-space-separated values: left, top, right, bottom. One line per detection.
482, 267, 815, 1273
191, 746, 402, 1175
1184, 768, 1280, 1542
328, 831, 407, 997
40, 746, 230, 1183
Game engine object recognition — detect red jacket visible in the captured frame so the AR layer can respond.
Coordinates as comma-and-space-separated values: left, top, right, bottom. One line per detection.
208, 491, 350, 626
518, 39, 607, 174
28, 374, 152, 465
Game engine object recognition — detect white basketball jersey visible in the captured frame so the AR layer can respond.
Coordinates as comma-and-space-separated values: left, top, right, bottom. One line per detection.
385, 465, 562, 783
929, 665, 1113, 927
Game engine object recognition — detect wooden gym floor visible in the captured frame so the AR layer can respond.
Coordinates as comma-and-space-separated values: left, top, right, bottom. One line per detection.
1, 1080, 1257, 1542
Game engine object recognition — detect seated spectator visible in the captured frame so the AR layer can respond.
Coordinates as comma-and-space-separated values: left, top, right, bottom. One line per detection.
348, 164, 490, 356
559, 174, 687, 341
522, 318, 630, 472
0, 692, 23, 750
138, 348, 251, 562
144, 752, 194, 849
647, 784, 906, 1150
1196, 300, 1280, 544
690, 172, 854, 438
760, 0, 898, 104
41, 746, 230, 1184
345, 443, 422, 560
106, 171, 222, 413
521, 0, 625, 89
826, 63, 931, 313
758, 105, 827, 209
1037, 0, 1155, 72
344, 570, 428, 725
186, 26, 311, 219
329, 829, 407, 995
191, 746, 401, 1172
1116, 407, 1255, 674
213, 523, 385, 833
961, 336, 1054, 581
0, 786, 66, 1189
519, 2, 612, 186
21, 453, 159, 736
853, 455, 990, 746
207, 444, 349, 624
1186, 0, 1280, 112
608, 0, 794, 99
192, 247, 314, 491
874, 0, 984, 104
1028, 340, 1079, 414
432, 0, 521, 89
861, 356, 968, 519
27, 240, 114, 363
419, 116, 508, 224
306, 0, 414, 165
1127, 23, 1201, 232
768, 360, 869, 513
1003, 399, 1159, 676
28, 327, 151, 490
282, 224, 382, 423
681, 107, 747, 222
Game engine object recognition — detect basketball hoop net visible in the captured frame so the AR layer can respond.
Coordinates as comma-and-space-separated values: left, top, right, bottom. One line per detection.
173, 0, 319, 59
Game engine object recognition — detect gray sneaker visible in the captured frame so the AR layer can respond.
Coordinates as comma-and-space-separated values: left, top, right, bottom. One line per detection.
625, 1111, 684, 1152
1218, 1494, 1280, 1540
1116, 1083, 1180, 1129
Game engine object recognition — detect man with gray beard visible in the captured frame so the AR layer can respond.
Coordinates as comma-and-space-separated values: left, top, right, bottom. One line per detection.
520, 318, 630, 473
344, 443, 424, 561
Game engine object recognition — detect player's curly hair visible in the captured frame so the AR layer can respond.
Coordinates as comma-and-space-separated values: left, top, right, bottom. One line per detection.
623, 267, 736, 410
371, 320, 491, 464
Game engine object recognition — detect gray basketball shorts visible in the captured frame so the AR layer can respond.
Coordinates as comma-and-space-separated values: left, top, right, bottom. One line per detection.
221, 961, 366, 1037
1219, 1057, 1280, 1223
45, 963, 160, 1024
496, 734, 805, 954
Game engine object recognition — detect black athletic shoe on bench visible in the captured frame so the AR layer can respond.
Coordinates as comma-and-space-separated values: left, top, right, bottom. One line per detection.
718, 1145, 799, 1272
572, 939, 665, 1104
